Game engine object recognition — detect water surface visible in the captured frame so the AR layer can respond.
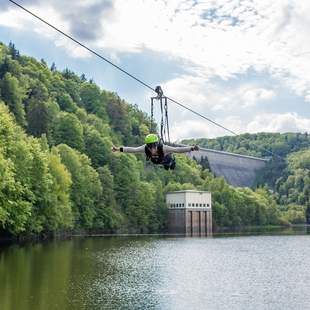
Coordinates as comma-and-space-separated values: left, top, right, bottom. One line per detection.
1, 228, 310, 310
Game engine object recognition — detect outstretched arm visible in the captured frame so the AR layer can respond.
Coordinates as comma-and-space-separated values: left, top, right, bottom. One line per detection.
112, 145, 146, 153
163, 145, 199, 154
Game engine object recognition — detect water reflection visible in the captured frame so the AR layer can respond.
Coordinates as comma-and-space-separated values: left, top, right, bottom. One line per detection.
214, 225, 310, 237
1, 229, 310, 310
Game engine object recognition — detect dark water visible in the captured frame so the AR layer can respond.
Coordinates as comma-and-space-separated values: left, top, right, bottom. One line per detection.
1, 227, 310, 310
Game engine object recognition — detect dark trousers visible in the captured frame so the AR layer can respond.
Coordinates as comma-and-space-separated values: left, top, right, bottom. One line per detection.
162, 154, 176, 170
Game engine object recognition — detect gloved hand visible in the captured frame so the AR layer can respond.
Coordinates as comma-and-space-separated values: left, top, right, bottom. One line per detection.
111, 145, 119, 152
191, 145, 199, 151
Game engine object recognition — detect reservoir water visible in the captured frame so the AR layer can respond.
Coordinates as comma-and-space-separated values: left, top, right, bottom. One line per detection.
1, 228, 310, 310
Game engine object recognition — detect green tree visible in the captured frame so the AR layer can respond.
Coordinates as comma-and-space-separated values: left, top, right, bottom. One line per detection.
105, 93, 131, 143
46, 149, 73, 231
84, 126, 112, 167
80, 82, 109, 121
0, 72, 26, 126
0, 151, 32, 235
8, 42, 20, 60
26, 82, 59, 139
55, 144, 101, 228
95, 166, 123, 231
54, 112, 84, 151
56, 93, 77, 113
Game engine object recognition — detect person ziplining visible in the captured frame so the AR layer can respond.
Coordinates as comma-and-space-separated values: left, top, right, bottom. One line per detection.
112, 86, 199, 170
112, 133, 199, 170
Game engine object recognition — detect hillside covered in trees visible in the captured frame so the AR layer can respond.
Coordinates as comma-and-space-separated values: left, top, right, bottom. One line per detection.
183, 133, 310, 223
0, 42, 307, 238
183, 133, 310, 158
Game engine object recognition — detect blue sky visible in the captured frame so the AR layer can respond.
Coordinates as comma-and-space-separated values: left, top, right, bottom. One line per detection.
1, 0, 310, 140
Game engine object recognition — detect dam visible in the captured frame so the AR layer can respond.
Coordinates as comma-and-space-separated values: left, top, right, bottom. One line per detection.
189, 147, 269, 187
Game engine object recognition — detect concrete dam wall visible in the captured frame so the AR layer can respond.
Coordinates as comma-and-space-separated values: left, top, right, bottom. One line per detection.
190, 148, 268, 188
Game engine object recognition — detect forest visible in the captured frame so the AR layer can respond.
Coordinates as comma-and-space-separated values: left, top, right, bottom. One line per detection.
0, 41, 309, 237
184, 133, 310, 224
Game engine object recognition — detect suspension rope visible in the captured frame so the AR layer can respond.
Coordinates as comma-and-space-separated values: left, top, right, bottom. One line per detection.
164, 97, 171, 143
160, 98, 164, 141
150, 98, 154, 133
7, 0, 155, 93
8, 0, 283, 160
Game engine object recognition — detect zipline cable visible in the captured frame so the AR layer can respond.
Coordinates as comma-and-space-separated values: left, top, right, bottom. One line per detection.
8, 0, 283, 160
167, 96, 237, 136
7, 0, 155, 93
166, 96, 284, 159
6, 0, 241, 136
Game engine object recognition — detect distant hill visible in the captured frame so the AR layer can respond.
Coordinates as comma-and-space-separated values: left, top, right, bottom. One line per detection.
182, 132, 310, 158
183, 133, 310, 220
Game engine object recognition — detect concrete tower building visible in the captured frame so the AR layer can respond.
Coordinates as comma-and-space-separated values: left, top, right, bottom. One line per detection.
166, 190, 212, 236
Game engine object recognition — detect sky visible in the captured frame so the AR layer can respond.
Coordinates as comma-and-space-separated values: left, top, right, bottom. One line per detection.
1, 0, 310, 141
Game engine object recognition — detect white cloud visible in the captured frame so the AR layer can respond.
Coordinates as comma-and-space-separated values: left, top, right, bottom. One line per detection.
170, 119, 227, 141
2, 0, 310, 139
3, 0, 310, 96
162, 75, 275, 113
0, 7, 33, 29
0, 1, 106, 58
170, 115, 244, 141
171, 113, 310, 141
54, 38, 92, 58
162, 76, 212, 111
238, 86, 275, 107
247, 113, 310, 133
104, 0, 310, 102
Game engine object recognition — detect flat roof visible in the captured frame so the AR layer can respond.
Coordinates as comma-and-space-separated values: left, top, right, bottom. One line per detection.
166, 190, 211, 194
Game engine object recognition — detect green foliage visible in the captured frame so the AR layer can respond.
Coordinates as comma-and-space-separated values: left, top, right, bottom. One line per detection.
183, 132, 310, 158
279, 204, 306, 224
96, 166, 123, 231
84, 126, 112, 167
80, 82, 108, 120
23, 79, 58, 140
105, 93, 131, 143
0, 151, 31, 234
55, 144, 101, 228
56, 93, 77, 113
275, 149, 310, 208
186, 133, 310, 224
288, 149, 310, 170
198, 176, 279, 228
45, 150, 73, 231
1, 41, 306, 238
0, 72, 26, 126
54, 112, 84, 151
0, 103, 73, 234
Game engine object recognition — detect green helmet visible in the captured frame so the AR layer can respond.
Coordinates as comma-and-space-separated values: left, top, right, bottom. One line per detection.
145, 133, 159, 144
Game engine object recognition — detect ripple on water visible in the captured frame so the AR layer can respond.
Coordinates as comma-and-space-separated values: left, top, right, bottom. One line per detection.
82, 235, 310, 310
2, 235, 310, 310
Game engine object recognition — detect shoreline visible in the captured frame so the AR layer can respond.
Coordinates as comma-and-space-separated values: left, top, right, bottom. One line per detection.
1, 224, 310, 245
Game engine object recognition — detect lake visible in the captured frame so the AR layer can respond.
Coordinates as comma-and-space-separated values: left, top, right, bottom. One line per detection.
1, 227, 310, 310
